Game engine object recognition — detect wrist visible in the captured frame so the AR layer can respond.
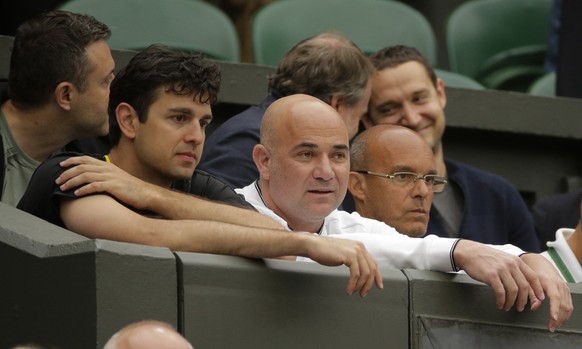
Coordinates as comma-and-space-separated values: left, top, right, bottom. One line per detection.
451, 239, 463, 271
141, 183, 167, 212
296, 232, 318, 258
519, 252, 535, 263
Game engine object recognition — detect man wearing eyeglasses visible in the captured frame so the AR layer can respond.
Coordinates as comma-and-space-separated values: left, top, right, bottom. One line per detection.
349, 123, 582, 284
236, 94, 572, 332
362, 45, 540, 252
349, 124, 446, 238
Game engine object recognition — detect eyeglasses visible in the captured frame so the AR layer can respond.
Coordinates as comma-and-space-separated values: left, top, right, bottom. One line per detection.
355, 170, 448, 193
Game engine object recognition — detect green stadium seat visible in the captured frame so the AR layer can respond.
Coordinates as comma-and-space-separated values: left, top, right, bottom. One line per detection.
528, 72, 556, 97
58, 0, 241, 62
435, 69, 485, 90
446, 0, 553, 92
252, 0, 437, 67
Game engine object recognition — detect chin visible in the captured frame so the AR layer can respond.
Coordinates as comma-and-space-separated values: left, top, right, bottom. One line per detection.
308, 205, 335, 220
399, 226, 427, 238
170, 170, 195, 181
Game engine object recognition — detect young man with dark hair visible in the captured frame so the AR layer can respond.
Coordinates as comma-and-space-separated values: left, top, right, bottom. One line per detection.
18, 45, 381, 298
0, 11, 114, 206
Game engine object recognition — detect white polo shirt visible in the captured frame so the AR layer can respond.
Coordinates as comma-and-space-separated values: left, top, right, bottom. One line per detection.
237, 181, 525, 272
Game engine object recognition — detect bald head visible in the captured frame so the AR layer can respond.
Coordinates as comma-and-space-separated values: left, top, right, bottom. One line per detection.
104, 321, 193, 349
351, 124, 432, 171
260, 94, 348, 149
254, 94, 350, 233
349, 124, 438, 237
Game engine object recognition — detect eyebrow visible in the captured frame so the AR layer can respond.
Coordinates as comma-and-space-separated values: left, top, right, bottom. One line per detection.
412, 87, 430, 94
169, 107, 193, 114
291, 142, 348, 152
292, 142, 317, 151
168, 107, 207, 116
391, 165, 437, 175
167, 107, 213, 120
333, 144, 349, 151
374, 100, 398, 110
102, 68, 115, 82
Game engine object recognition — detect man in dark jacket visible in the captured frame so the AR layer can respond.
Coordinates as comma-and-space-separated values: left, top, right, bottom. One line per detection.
533, 189, 582, 251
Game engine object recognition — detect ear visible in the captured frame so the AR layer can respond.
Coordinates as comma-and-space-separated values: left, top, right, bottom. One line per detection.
348, 172, 367, 202
330, 94, 350, 118
54, 82, 75, 111
252, 144, 271, 181
436, 78, 447, 110
329, 94, 342, 110
115, 102, 139, 140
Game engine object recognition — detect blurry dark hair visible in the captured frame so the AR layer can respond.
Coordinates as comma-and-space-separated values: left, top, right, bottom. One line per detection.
369, 45, 437, 87
108, 44, 221, 146
268, 32, 374, 107
8, 10, 110, 109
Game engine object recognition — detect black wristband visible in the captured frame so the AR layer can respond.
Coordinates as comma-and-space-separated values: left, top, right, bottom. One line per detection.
450, 239, 462, 272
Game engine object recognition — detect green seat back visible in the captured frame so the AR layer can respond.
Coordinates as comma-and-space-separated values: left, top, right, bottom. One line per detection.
435, 69, 485, 90
475, 44, 547, 91
446, 0, 552, 90
528, 72, 556, 97
58, 0, 241, 62
252, 0, 437, 67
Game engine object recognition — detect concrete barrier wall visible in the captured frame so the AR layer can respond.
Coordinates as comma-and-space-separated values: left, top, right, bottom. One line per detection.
177, 253, 409, 349
0, 203, 178, 349
405, 269, 582, 348
3, 202, 582, 348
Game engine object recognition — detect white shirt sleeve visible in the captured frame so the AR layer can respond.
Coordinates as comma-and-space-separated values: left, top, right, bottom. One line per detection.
484, 243, 525, 257
318, 233, 458, 272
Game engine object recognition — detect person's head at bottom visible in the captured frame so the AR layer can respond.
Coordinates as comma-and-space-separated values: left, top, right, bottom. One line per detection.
103, 320, 193, 349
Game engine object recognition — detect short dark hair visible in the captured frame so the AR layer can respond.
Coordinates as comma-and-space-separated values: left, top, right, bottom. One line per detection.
268, 32, 374, 107
369, 45, 437, 87
8, 11, 110, 109
108, 44, 221, 146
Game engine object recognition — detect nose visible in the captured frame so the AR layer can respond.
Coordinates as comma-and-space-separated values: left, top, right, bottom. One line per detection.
399, 103, 422, 127
184, 123, 204, 145
313, 156, 335, 181
410, 176, 431, 197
